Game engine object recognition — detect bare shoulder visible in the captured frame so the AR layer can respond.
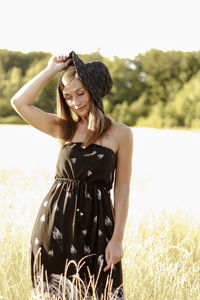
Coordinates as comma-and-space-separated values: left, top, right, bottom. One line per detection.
115, 122, 133, 138
111, 121, 133, 151
100, 119, 133, 154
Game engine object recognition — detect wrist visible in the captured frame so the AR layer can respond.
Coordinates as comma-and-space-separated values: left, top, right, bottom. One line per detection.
111, 234, 123, 242
43, 67, 58, 79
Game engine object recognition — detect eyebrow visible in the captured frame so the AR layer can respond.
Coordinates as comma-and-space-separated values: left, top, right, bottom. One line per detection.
63, 88, 85, 95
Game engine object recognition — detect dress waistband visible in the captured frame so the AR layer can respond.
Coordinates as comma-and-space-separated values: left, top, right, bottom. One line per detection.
55, 176, 81, 183
54, 175, 110, 192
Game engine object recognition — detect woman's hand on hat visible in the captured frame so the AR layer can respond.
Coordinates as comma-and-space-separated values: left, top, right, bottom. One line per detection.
46, 54, 72, 75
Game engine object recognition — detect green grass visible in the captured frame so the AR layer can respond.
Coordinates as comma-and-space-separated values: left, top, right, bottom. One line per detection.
1, 169, 200, 299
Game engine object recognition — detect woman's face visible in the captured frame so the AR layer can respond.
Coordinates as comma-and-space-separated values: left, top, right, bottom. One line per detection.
62, 77, 91, 118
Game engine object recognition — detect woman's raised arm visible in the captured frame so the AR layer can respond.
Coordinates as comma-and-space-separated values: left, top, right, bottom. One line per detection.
10, 55, 70, 138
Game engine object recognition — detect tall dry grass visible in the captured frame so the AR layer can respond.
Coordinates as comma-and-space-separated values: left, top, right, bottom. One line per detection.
1, 169, 200, 299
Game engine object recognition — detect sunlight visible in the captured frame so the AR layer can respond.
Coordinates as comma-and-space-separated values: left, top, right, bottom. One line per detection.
1, 125, 200, 220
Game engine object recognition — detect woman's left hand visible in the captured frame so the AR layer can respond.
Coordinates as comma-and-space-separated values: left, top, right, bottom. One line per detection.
103, 238, 124, 272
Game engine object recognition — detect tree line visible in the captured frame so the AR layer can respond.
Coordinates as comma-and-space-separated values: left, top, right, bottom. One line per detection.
1, 48, 200, 128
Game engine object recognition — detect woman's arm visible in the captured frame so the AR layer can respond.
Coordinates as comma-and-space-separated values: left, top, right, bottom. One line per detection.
104, 124, 133, 272
10, 55, 71, 138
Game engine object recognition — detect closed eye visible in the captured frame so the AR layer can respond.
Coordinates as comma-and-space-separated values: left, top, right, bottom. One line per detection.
64, 96, 71, 100
64, 91, 84, 99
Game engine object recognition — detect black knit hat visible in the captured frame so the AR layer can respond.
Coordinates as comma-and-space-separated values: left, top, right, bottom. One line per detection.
60, 51, 113, 113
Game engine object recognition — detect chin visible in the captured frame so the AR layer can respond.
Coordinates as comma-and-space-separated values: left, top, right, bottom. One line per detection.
77, 107, 89, 117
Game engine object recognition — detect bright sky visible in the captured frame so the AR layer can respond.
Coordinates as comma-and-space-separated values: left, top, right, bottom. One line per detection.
1, 0, 200, 59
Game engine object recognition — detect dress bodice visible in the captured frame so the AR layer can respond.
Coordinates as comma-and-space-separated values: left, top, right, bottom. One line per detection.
55, 142, 117, 191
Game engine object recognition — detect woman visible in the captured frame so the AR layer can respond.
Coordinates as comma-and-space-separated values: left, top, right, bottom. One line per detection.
11, 51, 133, 299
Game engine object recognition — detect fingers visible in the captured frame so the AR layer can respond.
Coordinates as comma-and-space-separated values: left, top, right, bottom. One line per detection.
54, 55, 73, 70
104, 262, 113, 272
51, 54, 73, 73
103, 256, 122, 272
104, 249, 111, 272
104, 258, 119, 272
103, 242, 124, 272
55, 54, 68, 62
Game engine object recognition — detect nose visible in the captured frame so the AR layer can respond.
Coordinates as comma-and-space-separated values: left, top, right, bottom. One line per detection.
73, 96, 82, 109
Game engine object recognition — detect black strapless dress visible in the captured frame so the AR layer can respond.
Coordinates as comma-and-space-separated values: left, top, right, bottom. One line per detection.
31, 142, 124, 299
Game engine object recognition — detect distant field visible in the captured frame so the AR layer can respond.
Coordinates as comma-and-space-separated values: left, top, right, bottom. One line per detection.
1, 124, 200, 217
1, 125, 200, 299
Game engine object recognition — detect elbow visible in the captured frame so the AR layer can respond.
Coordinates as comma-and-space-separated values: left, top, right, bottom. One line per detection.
10, 97, 17, 107
10, 98, 23, 114
10, 97, 21, 109
10, 98, 16, 111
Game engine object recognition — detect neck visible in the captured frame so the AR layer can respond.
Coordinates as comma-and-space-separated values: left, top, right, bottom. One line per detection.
79, 115, 89, 126
77, 119, 88, 130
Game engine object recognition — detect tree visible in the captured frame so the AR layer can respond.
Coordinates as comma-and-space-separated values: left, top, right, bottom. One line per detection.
103, 56, 145, 109
169, 71, 200, 127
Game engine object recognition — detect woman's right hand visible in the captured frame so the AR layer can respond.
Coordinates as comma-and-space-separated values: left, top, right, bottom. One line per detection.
46, 54, 72, 76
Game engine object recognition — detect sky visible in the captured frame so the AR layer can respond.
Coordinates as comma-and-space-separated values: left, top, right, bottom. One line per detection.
1, 0, 200, 59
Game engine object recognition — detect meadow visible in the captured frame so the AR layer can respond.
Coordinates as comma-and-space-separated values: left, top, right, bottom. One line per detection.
1, 125, 200, 300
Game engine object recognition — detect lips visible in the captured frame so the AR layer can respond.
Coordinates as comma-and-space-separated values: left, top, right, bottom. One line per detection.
77, 105, 86, 111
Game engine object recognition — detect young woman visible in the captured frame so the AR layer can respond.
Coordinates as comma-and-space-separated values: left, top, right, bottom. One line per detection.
11, 51, 133, 299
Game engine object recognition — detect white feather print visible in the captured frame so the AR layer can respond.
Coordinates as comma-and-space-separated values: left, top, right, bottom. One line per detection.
70, 245, 77, 255
71, 158, 77, 164
87, 193, 91, 199
98, 229, 103, 237
82, 229, 87, 236
40, 214, 45, 222
53, 227, 63, 240
84, 245, 91, 254
35, 238, 39, 245
97, 254, 104, 266
48, 249, 54, 257
97, 189, 102, 200
105, 216, 112, 227
87, 170, 92, 177
43, 201, 48, 207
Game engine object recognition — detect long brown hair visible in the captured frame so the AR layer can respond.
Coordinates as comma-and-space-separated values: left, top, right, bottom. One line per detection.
56, 66, 112, 148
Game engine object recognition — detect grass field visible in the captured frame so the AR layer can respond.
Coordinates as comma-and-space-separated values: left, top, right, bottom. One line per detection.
1, 125, 200, 299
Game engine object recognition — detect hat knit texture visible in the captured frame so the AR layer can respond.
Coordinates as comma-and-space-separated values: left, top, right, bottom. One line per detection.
66, 51, 113, 112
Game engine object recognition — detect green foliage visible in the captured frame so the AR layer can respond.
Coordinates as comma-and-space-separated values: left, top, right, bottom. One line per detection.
0, 49, 50, 75
111, 101, 134, 126
168, 70, 200, 127
136, 101, 178, 128
0, 98, 14, 117
79, 51, 104, 63
0, 115, 26, 124
1, 48, 200, 129
23, 56, 59, 113
103, 56, 145, 108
